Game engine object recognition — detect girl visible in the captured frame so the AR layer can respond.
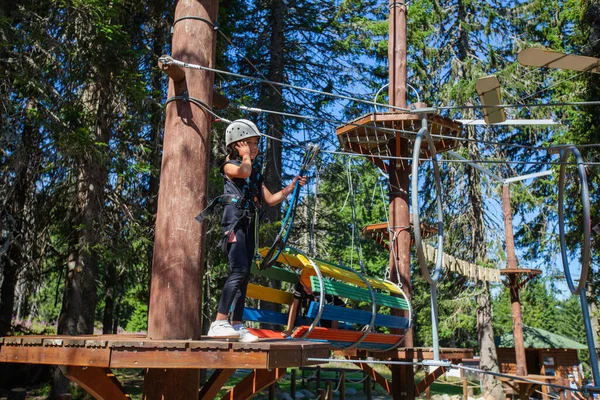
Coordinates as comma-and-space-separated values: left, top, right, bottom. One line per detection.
207, 119, 306, 343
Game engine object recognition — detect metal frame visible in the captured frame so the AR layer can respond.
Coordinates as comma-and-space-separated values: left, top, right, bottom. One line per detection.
297, 254, 326, 340
372, 279, 413, 353
293, 249, 413, 351
557, 146, 600, 387
411, 117, 444, 361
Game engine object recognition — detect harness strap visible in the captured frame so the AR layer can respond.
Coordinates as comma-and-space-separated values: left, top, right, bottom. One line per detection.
195, 194, 241, 223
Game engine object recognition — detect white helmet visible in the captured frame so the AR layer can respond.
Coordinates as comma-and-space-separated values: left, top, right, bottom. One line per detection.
225, 119, 261, 147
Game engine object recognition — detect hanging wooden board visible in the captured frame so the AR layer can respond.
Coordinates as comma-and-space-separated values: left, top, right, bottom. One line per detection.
476, 75, 507, 124
518, 48, 600, 74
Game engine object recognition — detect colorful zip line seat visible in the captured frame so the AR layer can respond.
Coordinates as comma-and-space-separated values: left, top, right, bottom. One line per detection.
243, 247, 412, 351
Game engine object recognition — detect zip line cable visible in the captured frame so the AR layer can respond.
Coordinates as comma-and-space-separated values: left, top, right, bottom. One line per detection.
163, 95, 600, 167
163, 56, 599, 158
239, 103, 554, 153
439, 100, 600, 110
159, 56, 413, 113
305, 358, 600, 395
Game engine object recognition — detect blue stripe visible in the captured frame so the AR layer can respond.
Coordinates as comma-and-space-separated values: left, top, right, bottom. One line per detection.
306, 302, 409, 329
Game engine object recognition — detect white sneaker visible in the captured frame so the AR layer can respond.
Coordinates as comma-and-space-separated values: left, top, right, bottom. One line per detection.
233, 324, 259, 343
207, 320, 240, 338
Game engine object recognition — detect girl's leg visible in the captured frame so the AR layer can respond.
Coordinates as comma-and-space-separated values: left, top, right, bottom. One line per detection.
216, 229, 250, 318
230, 221, 255, 324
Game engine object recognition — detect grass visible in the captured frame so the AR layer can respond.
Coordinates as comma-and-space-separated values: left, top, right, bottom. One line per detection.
1, 364, 479, 399
112, 362, 479, 399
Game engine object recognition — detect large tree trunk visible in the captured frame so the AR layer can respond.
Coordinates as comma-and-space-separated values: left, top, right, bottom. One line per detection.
51, 77, 111, 399
257, 0, 285, 329
466, 122, 504, 399
146, 0, 167, 295
456, 0, 503, 394
0, 101, 35, 337
262, 0, 284, 223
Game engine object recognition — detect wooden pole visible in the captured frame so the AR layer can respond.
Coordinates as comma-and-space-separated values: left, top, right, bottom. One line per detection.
502, 184, 528, 379
143, 0, 219, 398
388, 1, 413, 399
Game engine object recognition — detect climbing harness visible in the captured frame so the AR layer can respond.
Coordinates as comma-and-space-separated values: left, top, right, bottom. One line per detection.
257, 143, 320, 270
195, 160, 263, 252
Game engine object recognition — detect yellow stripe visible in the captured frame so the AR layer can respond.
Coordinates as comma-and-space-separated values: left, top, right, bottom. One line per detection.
246, 283, 294, 305
258, 247, 402, 295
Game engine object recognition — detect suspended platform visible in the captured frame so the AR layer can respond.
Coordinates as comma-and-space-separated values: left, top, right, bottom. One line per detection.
335, 110, 463, 172
362, 219, 437, 249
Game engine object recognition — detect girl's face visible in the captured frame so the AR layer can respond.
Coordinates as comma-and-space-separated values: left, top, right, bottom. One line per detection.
246, 138, 259, 160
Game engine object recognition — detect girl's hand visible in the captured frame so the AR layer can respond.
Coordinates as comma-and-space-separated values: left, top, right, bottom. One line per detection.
293, 175, 307, 186
235, 141, 251, 158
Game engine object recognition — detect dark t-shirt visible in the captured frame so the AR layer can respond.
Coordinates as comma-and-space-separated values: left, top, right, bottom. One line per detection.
220, 160, 263, 232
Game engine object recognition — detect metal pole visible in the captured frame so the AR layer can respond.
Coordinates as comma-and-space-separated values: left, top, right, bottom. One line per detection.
579, 288, 600, 386
143, 0, 218, 398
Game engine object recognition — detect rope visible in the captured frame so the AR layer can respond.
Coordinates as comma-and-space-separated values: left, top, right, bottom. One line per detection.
159, 55, 413, 113
438, 100, 600, 110
258, 144, 320, 270
171, 15, 216, 31
305, 358, 600, 394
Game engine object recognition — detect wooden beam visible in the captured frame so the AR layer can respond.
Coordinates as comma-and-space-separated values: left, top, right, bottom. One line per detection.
221, 368, 285, 400
347, 141, 389, 174
158, 57, 186, 83
415, 366, 446, 396
63, 366, 129, 400
354, 360, 392, 394
199, 369, 235, 400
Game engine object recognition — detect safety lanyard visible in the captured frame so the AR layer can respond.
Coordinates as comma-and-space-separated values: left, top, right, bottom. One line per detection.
257, 143, 320, 270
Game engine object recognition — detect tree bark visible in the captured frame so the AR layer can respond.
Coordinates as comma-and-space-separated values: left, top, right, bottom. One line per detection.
465, 122, 504, 399
51, 76, 111, 399
0, 100, 35, 337
262, 0, 285, 224
258, 0, 285, 329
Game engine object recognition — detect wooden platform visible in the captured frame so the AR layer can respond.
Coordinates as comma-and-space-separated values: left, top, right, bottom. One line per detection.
0, 334, 330, 370
337, 346, 474, 361
335, 111, 463, 173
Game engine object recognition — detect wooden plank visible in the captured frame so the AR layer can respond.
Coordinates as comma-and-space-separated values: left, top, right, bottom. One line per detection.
518, 48, 600, 74
158, 57, 186, 82
110, 347, 269, 369
199, 369, 235, 400
243, 307, 312, 326
0, 344, 110, 367
292, 326, 403, 345
309, 276, 409, 310
246, 283, 294, 305
306, 302, 409, 329
63, 366, 130, 400
372, 347, 473, 360
415, 366, 446, 395
258, 248, 403, 295
476, 75, 506, 124
355, 360, 392, 394
246, 328, 286, 339
251, 264, 299, 283
267, 348, 303, 369
221, 368, 285, 400
346, 141, 390, 174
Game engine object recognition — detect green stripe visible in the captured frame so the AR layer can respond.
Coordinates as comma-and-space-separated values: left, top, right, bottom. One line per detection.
310, 276, 408, 310
251, 264, 299, 283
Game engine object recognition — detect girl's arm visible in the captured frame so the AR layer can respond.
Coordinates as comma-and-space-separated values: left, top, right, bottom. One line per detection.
223, 142, 252, 179
262, 176, 307, 206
